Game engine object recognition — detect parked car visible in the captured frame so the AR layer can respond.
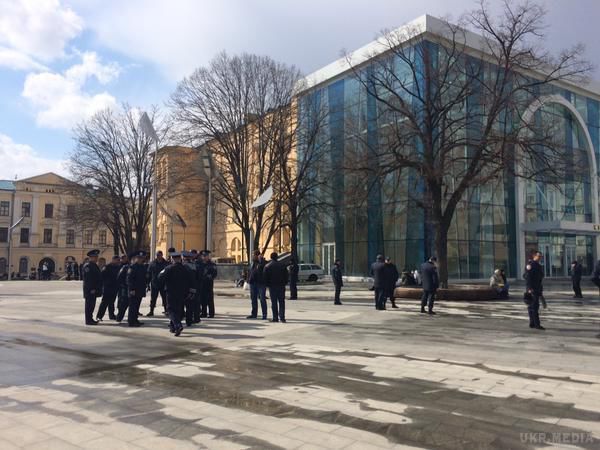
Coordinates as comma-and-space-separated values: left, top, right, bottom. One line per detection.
295, 263, 324, 282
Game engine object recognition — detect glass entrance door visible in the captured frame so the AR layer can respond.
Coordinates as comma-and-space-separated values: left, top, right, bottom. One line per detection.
322, 243, 335, 276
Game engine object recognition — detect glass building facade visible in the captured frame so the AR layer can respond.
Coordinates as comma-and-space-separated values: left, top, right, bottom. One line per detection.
296, 19, 600, 279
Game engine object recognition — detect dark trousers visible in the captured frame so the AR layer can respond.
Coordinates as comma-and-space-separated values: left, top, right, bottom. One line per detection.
573, 279, 583, 298
250, 283, 268, 317
421, 290, 436, 311
116, 288, 129, 321
192, 292, 201, 323
269, 285, 286, 321
374, 288, 386, 310
168, 298, 184, 331
334, 284, 342, 304
128, 295, 142, 325
528, 293, 541, 327
201, 287, 215, 317
97, 290, 117, 320
84, 294, 96, 324
185, 294, 196, 325
150, 286, 167, 311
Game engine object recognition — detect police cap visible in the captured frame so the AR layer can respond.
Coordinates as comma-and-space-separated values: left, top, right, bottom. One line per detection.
87, 249, 100, 257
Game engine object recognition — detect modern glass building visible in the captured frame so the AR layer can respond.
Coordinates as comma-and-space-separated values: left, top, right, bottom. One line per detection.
296, 15, 600, 279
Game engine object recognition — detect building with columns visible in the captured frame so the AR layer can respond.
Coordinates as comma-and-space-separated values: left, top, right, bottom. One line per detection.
0, 173, 114, 278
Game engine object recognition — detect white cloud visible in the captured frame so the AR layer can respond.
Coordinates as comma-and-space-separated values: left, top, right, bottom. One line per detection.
22, 52, 120, 129
0, 0, 83, 70
0, 133, 67, 179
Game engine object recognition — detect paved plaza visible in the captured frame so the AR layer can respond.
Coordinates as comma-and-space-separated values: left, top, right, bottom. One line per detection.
1, 281, 600, 449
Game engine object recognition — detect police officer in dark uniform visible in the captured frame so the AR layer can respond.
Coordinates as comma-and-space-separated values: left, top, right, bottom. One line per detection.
184, 250, 200, 326
199, 250, 217, 318
82, 249, 102, 325
332, 259, 343, 305
126, 251, 147, 327
420, 256, 439, 314
158, 251, 196, 336
116, 254, 130, 322
525, 250, 545, 330
96, 255, 120, 321
147, 250, 169, 316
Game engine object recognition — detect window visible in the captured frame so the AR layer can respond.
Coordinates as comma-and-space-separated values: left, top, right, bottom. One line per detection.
43, 228, 53, 244
44, 203, 54, 218
66, 229, 75, 245
20, 228, 29, 244
84, 230, 93, 245
0, 201, 9, 216
18, 257, 28, 274
0, 227, 7, 243
99, 230, 107, 246
66, 205, 75, 219
21, 202, 30, 217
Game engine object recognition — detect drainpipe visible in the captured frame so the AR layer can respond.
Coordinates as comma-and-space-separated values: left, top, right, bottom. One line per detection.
7, 189, 15, 280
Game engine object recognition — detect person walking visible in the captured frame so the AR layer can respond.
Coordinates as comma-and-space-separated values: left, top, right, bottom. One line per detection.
126, 251, 147, 327
370, 255, 386, 310
247, 251, 268, 319
264, 252, 289, 322
147, 250, 169, 316
157, 251, 196, 336
96, 255, 120, 321
383, 257, 399, 309
332, 259, 343, 305
571, 260, 583, 299
524, 250, 545, 330
82, 249, 102, 325
420, 256, 439, 315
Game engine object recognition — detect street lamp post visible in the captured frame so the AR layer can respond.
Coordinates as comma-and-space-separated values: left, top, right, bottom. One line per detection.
7, 216, 24, 281
138, 112, 159, 260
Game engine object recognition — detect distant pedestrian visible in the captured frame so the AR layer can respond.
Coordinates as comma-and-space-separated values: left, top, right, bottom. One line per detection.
82, 249, 102, 325
264, 252, 288, 322
370, 255, 386, 310
383, 257, 399, 308
524, 250, 545, 330
147, 251, 169, 316
66, 262, 73, 281
571, 260, 583, 299
73, 262, 80, 281
247, 251, 268, 319
199, 250, 217, 318
420, 257, 439, 315
332, 259, 343, 305
289, 259, 299, 300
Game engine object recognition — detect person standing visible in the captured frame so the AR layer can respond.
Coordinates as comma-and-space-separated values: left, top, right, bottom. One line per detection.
82, 249, 102, 325
289, 259, 299, 300
264, 252, 289, 322
199, 250, 217, 318
383, 257, 399, 309
247, 251, 268, 319
157, 251, 196, 336
73, 262, 80, 281
147, 251, 169, 316
331, 259, 343, 305
66, 262, 73, 281
96, 255, 120, 321
370, 255, 386, 310
126, 251, 147, 327
524, 250, 545, 330
571, 260, 583, 299
115, 254, 129, 322
420, 256, 439, 315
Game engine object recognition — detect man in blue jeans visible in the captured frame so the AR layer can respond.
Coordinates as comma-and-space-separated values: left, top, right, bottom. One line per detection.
264, 252, 289, 323
247, 250, 268, 320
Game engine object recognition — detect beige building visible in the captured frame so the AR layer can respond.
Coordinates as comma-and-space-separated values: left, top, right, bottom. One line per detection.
0, 173, 114, 278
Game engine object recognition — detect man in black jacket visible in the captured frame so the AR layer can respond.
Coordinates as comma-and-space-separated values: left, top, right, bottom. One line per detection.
82, 249, 102, 325
115, 254, 129, 322
96, 255, 120, 321
157, 251, 196, 336
525, 250, 545, 330
571, 260, 583, 299
247, 251, 268, 319
126, 251, 147, 327
383, 257, 399, 309
420, 256, 439, 315
199, 250, 217, 318
264, 252, 288, 322
332, 259, 343, 305
370, 255, 386, 310
147, 250, 169, 316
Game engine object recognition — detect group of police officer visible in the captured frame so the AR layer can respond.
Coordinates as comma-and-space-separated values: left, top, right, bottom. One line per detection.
82, 247, 217, 336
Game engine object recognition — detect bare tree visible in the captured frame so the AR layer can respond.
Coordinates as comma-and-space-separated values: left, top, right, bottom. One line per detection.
67, 105, 174, 254
171, 52, 303, 262
344, 0, 592, 285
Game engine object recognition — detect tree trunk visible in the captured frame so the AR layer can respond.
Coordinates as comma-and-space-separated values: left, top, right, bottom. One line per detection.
289, 213, 299, 299
435, 222, 450, 288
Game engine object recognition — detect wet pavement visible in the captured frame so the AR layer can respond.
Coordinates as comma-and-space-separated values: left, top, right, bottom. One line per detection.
1, 281, 600, 449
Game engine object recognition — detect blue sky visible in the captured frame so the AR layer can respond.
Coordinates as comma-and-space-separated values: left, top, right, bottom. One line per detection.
1, 0, 599, 180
